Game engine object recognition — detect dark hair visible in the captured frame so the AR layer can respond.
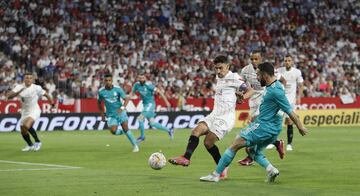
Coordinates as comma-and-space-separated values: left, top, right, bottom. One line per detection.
250, 49, 262, 56
285, 54, 293, 59
213, 55, 228, 64
104, 74, 112, 78
24, 72, 33, 76
258, 62, 274, 76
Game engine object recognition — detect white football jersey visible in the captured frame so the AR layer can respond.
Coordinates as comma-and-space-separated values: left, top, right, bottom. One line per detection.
278, 67, 303, 102
12, 84, 45, 113
213, 71, 245, 115
240, 64, 263, 99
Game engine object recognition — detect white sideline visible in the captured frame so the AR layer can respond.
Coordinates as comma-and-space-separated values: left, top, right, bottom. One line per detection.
0, 160, 82, 172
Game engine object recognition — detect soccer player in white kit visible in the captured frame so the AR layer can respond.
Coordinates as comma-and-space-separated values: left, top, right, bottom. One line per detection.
278, 55, 304, 151
237, 51, 287, 166
168, 55, 252, 180
7, 73, 54, 151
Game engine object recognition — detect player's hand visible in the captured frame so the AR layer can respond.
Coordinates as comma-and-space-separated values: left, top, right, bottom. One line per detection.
101, 114, 106, 122
296, 97, 301, 105
298, 126, 307, 136
236, 91, 244, 104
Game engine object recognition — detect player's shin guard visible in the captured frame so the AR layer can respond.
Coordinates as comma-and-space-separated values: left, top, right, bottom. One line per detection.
183, 135, 199, 160
206, 145, 221, 164
139, 120, 145, 138
28, 127, 40, 142
125, 130, 137, 146
216, 148, 236, 174
150, 122, 170, 132
22, 133, 33, 146
287, 125, 293, 144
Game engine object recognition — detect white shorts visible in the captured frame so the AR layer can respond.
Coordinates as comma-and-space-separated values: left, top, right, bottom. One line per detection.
20, 109, 41, 125
249, 95, 262, 117
199, 111, 235, 140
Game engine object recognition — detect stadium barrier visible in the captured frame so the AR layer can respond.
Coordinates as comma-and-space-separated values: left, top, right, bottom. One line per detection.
0, 112, 210, 132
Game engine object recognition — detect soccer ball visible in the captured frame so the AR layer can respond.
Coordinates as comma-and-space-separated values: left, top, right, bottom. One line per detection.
148, 152, 166, 170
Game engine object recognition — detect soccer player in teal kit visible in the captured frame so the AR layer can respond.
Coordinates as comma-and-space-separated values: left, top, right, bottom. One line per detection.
199, 62, 307, 182
128, 72, 174, 142
98, 74, 139, 152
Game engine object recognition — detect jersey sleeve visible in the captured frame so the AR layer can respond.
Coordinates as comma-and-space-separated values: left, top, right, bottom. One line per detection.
231, 73, 247, 90
273, 87, 293, 115
36, 85, 46, 97
97, 91, 103, 103
296, 70, 304, 84
131, 83, 138, 94
117, 87, 127, 99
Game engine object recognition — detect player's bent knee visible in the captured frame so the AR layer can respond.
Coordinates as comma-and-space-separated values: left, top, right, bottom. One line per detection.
230, 138, 246, 151
203, 140, 214, 149
191, 122, 208, 136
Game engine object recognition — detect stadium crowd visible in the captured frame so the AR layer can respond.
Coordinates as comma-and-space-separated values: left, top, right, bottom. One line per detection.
0, 0, 359, 101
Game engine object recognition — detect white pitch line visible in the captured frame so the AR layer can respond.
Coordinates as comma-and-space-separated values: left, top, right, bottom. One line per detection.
0, 167, 81, 172
0, 160, 82, 169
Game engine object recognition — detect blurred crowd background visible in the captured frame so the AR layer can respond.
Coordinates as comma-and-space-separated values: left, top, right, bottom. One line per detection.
0, 0, 359, 102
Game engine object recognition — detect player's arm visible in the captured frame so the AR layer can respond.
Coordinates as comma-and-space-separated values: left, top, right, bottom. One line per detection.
156, 88, 171, 109
296, 70, 304, 104
279, 75, 287, 86
274, 90, 307, 136
43, 92, 55, 107
288, 111, 307, 136
97, 94, 106, 121
297, 83, 304, 104
117, 87, 128, 114
7, 87, 25, 99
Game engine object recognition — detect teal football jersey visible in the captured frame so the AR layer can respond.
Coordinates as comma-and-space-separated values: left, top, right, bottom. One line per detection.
254, 80, 292, 134
132, 82, 156, 105
98, 86, 127, 117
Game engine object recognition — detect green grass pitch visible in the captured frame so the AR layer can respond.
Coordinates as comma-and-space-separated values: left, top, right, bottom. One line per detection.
0, 127, 359, 196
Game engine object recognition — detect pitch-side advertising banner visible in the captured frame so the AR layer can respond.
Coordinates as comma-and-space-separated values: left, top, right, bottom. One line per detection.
235, 109, 360, 128
0, 112, 210, 132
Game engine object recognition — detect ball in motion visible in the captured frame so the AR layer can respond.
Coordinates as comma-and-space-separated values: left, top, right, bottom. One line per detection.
148, 152, 166, 170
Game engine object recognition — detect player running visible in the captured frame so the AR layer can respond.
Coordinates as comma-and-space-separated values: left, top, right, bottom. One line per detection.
98, 74, 139, 152
199, 62, 307, 183
278, 55, 304, 151
7, 73, 54, 151
168, 55, 253, 179
127, 72, 174, 142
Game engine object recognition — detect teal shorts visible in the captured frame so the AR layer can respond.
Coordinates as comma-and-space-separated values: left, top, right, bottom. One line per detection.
239, 122, 278, 149
107, 111, 128, 127
141, 103, 156, 119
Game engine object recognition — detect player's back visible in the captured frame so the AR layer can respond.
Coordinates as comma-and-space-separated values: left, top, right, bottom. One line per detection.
98, 86, 126, 117
255, 81, 292, 134
132, 82, 155, 105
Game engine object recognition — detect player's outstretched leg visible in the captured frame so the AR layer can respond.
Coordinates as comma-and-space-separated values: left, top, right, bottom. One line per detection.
122, 122, 139, 152
169, 122, 208, 166
200, 148, 236, 182
149, 120, 174, 140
